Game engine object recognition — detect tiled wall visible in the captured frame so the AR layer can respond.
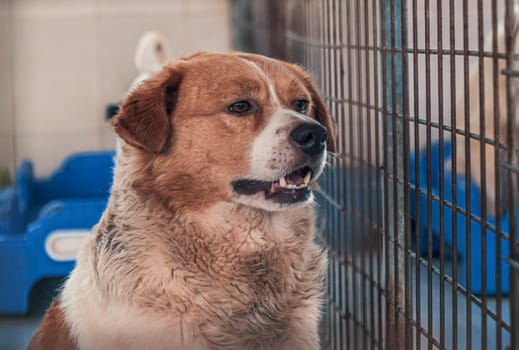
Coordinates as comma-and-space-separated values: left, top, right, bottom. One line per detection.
1, 0, 231, 177
0, 1, 14, 176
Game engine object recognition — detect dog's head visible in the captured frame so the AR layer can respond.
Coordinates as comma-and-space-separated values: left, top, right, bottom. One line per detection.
112, 52, 335, 212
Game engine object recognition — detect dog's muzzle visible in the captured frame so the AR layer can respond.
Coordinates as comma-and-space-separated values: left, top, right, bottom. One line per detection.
290, 122, 328, 157
232, 122, 329, 205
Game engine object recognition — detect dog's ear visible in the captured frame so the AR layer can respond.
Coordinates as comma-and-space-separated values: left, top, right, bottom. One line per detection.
112, 67, 182, 153
286, 64, 337, 153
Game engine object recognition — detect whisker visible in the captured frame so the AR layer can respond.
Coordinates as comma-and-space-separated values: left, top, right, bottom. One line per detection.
327, 151, 341, 158
314, 186, 343, 210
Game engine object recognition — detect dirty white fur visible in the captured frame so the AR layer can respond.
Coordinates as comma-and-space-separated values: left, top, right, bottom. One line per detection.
61, 237, 206, 350
60, 155, 326, 349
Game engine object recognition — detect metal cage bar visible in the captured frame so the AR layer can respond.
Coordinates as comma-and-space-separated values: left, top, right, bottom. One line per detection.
232, 0, 519, 349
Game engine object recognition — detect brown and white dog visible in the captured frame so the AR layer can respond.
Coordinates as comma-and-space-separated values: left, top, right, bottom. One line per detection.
27, 52, 335, 350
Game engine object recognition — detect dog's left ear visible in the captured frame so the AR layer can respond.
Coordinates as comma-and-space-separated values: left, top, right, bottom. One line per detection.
286, 64, 337, 153
112, 66, 182, 153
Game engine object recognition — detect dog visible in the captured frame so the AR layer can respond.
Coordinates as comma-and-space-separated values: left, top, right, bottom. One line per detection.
455, 8, 519, 216
129, 31, 171, 93
27, 52, 336, 350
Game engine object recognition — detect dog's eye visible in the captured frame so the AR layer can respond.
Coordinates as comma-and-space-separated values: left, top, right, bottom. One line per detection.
227, 100, 255, 116
294, 100, 309, 114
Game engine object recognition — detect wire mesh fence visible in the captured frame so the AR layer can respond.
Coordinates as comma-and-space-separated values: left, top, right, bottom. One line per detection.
232, 0, 519, 349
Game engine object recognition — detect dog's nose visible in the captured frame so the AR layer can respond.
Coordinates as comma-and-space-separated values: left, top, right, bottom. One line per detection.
290, 122, 328, 156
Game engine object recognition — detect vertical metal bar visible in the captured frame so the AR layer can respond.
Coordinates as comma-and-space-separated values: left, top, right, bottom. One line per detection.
336, 1, 344, 349
390, 1, 402, 347
382, 0, 407, 348
490, 1, 503, 349
462, 0, 473, 346
372, 0, 384, 347
505, 0, 519, 349
448, 0, 459, 348
476, 0, 488, 348
331, 1, 343, 348
322, 0, 334, 345
354, 0, 369, 346
399, 0, 411, 348
436, 0, 446, 347
363, 0, 376, 347
330, 5, 338, 346
423, 0, 433, 347
411, 0, 422, 348
333, 1, 347, 348
324, 0, 338, 347
345, 0, 359, 347
322, 0, 337, 349
380, 0, 390, 346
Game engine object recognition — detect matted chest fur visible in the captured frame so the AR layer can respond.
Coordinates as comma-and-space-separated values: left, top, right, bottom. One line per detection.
27, 52, 336, 350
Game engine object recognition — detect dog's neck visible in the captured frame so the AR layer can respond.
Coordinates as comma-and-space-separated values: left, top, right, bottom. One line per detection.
90, 185, 318, 315
103, 183, 316, 250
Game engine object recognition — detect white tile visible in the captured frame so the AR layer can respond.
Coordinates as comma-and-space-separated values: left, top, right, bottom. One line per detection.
95, 0, 185, 16
0, 2, 13, 137
185, 0, 229, 15
12, 15, 98, 136
11, 0, 96, 20
178, 11, 231, 54
0, 136, 15, 176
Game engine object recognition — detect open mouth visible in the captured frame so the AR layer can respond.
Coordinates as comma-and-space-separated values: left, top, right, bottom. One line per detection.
232, 166, 313, 204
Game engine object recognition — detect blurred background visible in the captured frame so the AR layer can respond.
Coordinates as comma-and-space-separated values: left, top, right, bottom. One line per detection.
0, 0, 230, 178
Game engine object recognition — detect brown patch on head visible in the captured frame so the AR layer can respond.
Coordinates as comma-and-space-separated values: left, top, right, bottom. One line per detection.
236, 53, 337, 152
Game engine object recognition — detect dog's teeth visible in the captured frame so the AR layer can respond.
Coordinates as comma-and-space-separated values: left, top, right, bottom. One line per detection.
280, 176, 287, 188
303, 172, 311, 185
287, 184, 296, 189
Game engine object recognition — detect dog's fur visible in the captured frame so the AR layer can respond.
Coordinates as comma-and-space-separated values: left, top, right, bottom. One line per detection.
455, 9, 519, 216
28, 52, 335, 350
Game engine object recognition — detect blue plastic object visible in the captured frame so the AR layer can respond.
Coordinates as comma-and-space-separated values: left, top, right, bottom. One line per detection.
0, 151, 114, 314
410, 142, 517, 295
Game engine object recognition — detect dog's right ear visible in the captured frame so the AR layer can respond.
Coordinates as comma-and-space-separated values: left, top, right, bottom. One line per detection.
112, 66, 182, 153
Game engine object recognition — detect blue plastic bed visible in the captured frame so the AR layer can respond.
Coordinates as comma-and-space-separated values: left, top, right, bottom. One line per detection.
0, 151, 114, 314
